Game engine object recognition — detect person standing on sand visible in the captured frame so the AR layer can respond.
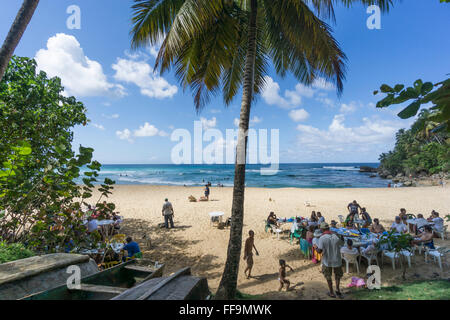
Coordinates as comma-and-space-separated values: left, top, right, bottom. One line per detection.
278, 259, 294, 291
243, 230, 259, 279
316, 222, 345, 299
204, 184, 210, 201
162, 198, 174, 229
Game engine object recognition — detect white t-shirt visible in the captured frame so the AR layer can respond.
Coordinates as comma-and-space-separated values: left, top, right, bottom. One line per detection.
432, 217, 444, 232
391, 222, 407, 233
291, 221, 299, 233
415, 218, 429, 229
162, 201, 173, 216
340, 246, 358, 255
318, 233, 344, 267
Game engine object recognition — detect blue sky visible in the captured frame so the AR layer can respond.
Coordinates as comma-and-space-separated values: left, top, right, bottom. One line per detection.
1, 0, 449, 164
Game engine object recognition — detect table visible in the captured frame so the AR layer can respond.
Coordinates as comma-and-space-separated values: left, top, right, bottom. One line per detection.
209, 211, 224, 226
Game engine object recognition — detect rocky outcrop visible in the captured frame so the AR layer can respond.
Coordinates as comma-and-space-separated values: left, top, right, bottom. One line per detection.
359, 166, 378, 173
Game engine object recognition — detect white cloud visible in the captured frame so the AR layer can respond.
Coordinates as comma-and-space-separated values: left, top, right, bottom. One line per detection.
35, 33, 125, 98
262, 77, 334, 109
261, 76, 299, 109
134, 122, 168, 137
112, 58, 178, 99
251, 116, 262, 124
316, 96, 335, 108
339, 101, 358, 113
209, 109, 222, 114
293, 113, 406, 160
200, 117, 217, 129
233, 116, 262, 127
312, 77, 335, 91
116, 129, 133, 142
117, 122, 168, 142
102, 113, 119, 119
289, 109, 310, 122
91, 123, 105, 130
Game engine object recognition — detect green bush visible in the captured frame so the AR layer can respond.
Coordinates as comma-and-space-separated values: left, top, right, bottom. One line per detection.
0, 241, 34, 264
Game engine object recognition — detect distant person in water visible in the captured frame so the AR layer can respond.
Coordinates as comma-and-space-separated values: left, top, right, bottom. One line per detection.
278, 259, 294, 291
204, 185, 210, 200
162, 198, 174, 229
244, 230, 259, 279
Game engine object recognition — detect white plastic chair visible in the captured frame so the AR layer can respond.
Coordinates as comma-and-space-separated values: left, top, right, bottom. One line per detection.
424, 247, 446, 271
360, 249, 379, 266
271, 225, 283, 240
433, 225, 448, 240
399, 249, 415, 268
382, 250, 400, 270
342, 253, 360, 274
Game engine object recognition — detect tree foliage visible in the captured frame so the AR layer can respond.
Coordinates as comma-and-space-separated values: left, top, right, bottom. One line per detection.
378, 110, 449, 176
374, 77, 450, 133
0, 56, 115, 253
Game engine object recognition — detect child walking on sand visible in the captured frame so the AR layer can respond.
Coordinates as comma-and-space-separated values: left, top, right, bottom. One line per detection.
278, 259, 294, 291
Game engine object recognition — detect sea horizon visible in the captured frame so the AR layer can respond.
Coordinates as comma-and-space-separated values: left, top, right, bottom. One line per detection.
81, 162, 389, 189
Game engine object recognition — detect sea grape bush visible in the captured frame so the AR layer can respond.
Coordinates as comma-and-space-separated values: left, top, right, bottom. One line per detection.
0, 56, 115, 253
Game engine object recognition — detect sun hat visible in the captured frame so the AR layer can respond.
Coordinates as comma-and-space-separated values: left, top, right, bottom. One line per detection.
320, 222, 329, 229
313, 230, 322, 238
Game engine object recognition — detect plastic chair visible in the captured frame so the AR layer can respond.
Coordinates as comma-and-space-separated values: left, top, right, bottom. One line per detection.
399, 249, 415, 268
424, 247, 447, 271
342, 253, 360, 274
433, 225, 447, 240
271, 225, 283, 240
360, 250, 379, 266
382, 250, 400, 270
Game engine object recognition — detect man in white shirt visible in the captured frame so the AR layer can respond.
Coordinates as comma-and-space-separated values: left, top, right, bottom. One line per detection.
317, 222, 345, 298
390, 216, 408, 234
340, 239, 358, 255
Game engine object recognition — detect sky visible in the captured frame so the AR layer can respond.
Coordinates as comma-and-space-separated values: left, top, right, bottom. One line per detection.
1, 0, 449, 164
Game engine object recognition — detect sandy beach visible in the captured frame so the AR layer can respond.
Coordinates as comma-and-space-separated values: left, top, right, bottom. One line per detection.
96, 185, 450, 299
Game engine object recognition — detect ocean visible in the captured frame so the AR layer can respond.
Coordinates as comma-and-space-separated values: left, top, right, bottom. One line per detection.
82, 163, 389, 188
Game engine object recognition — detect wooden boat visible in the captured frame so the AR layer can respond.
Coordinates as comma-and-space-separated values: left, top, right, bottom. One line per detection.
21, 259, 165, 300
112, 267, 210, 300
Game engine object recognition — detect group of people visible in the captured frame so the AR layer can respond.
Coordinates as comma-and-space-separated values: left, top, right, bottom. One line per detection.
260, 201, 447, 297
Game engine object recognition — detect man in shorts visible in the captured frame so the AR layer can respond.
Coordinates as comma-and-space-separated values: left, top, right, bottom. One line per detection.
316, 222, 345, 298
243, 230, 259, 279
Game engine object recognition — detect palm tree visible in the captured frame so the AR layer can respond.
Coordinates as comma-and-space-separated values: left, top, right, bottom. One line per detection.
0, 0, 39, 82
130, 0, 393, 299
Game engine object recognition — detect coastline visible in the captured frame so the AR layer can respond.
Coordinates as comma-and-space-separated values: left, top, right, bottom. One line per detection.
92, 185, 450, 299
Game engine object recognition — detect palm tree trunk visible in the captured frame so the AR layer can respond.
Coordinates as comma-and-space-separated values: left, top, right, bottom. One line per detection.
215, 0, 258, 300
0, 0, 39, 82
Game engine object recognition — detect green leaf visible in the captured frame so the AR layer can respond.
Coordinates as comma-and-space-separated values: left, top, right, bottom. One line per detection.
397, 101, 421, 119
380, 84, 394, 93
